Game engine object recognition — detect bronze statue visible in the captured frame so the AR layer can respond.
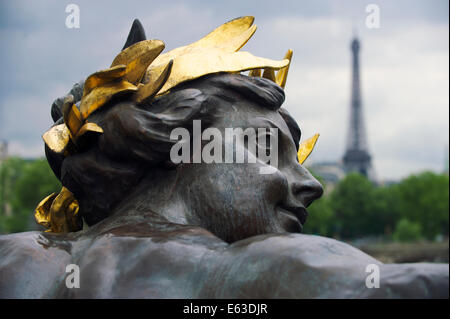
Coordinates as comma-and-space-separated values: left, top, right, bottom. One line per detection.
0, 17, 448, 298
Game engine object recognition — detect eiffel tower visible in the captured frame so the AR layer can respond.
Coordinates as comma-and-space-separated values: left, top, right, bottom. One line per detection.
342, 37, 373, 179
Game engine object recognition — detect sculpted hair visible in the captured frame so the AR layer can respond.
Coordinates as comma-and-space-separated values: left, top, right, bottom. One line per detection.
46, 73, 298, 226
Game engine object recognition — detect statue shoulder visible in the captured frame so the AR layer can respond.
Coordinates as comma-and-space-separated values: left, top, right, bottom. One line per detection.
226, 233, 378, 263
196, 233, 378, 298
0, 231, 73, 298
0, 231, 73, 262
206, 234, 448, 298
57, 224, 228, 298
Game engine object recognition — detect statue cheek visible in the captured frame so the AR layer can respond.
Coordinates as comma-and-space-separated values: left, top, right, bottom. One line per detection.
261, 168, 289, 206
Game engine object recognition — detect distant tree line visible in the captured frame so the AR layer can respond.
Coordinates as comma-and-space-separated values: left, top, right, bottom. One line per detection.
305, 171, 449, 242
0, 157, 448, 242
0, 157, 60, 233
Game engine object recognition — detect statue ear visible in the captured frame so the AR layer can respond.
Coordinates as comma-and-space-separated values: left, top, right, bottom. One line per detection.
122, 19, 147, 50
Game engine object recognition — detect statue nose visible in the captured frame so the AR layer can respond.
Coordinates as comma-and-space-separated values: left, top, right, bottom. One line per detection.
290, 168, 324, 207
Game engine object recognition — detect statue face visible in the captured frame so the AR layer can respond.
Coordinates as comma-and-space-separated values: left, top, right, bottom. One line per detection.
171, 96, 323, 243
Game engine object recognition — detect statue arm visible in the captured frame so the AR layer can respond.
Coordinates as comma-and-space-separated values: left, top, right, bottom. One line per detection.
202, 234, 449, 298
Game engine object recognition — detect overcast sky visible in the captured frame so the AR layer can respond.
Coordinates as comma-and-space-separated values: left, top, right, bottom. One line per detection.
0, 0, 448, 181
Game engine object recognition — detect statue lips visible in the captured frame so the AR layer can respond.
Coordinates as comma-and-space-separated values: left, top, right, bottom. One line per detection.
277, 205, 308, 233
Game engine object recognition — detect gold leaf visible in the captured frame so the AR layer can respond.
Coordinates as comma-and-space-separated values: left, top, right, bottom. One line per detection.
136, 60, 173, 104
143, 17, 292, 97
212, 24, 257, 52
48, 186, 81, 233
34, 193, 57, 228
73, 122, 104, 147
152, 16, 255, 70
249, 69, 261, 77
111, 40, 164, 67
194, 16, 255, 51
276, 49, 293, 89
62, 98, 83, 136
262, 68, 276, 82
111, 40, 165, 84
80, 81, 137, 119
66, 201, 81, 233
83, 65, 127, 98
42, 124, 71, 154
75, 122, 103, 139
298, 133, 319, 164
149, 49, 289, 96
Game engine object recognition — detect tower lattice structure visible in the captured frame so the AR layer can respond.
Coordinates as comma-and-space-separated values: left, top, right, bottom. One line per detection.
343, 38, 373, 179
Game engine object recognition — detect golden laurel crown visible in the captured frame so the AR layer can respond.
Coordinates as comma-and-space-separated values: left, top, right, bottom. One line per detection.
35, 16, 319, 233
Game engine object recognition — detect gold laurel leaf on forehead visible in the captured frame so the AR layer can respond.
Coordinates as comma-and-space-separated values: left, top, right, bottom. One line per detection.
111, 40, 165, 85
298, 133, 320, 165
150, 49, 289, 96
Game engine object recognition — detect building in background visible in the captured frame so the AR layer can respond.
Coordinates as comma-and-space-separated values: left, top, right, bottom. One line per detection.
312, 37, 376, 187
342, 37, 375, 181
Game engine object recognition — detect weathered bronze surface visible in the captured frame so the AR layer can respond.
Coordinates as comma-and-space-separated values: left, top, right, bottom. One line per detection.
0, 17, 448, 299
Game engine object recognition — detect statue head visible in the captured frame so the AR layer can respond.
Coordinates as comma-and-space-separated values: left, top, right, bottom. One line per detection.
36, 17, 323, 243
